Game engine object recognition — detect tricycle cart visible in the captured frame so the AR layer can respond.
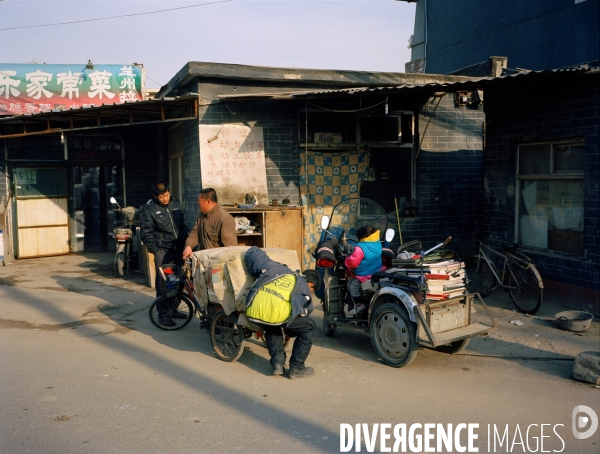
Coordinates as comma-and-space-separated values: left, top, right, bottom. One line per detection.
149, 247, 299, 362
315, 197, 497, 368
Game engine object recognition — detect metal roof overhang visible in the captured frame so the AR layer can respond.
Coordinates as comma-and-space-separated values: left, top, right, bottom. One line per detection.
216, 67, 599, 102
0, 95, 199, 139
216, 80, 492, 101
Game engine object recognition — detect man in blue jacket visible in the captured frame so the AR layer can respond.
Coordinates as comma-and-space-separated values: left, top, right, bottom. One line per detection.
244, 246, 319, 379
141, 181, 189, 303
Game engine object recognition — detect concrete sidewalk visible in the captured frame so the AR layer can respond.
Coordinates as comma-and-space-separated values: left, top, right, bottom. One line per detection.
0, 252, 598, 361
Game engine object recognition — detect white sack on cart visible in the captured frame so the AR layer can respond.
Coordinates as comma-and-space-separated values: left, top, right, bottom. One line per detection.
192, 246, 301, 317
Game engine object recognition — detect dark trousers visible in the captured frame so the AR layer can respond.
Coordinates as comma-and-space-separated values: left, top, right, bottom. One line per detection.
264, 315, 316, 369
154, 246, 183, 298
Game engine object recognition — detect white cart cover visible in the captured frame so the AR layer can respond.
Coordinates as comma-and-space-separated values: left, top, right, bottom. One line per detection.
191, 246, 301, 317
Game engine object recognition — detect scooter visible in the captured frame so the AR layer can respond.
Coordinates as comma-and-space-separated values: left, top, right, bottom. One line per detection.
110, 197, 137, 277
313, 198, 395, 332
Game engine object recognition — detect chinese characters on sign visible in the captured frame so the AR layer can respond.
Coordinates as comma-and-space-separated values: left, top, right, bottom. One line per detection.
199, 124, 268, 204
15, 168, 37, 185
0, 64, 144, 116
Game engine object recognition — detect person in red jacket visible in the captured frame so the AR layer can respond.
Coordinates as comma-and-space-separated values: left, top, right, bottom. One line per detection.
344, 225, 384, 315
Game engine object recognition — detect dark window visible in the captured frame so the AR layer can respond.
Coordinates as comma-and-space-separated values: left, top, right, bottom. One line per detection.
360, 148, 412, 213
516, 139, 585, 255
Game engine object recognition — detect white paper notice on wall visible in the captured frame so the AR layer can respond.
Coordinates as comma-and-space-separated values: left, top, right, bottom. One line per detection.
199, 124, 268, 205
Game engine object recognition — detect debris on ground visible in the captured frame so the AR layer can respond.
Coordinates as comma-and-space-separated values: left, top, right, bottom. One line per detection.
573, 351, 600, 384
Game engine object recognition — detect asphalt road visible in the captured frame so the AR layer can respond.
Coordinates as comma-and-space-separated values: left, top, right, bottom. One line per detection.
1, 254, 598, 454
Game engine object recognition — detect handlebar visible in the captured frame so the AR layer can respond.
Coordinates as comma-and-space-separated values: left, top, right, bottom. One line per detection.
181, 260, 193, 277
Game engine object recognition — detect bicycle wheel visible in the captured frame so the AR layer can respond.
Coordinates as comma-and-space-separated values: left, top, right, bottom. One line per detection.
506, 262, 543, 314
210, 310, 245, 362
464, 256, 495, 296
148, 294, 194, 330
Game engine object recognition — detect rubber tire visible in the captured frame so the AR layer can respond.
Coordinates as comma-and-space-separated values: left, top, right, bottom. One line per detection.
435, 338, 471, 354
116, 251, 125, 277
322, 275, 338, 337
464, 256, 495, 296
507, 262, 543, 315
210, 310, 245, 362
323, 315, 337, 337
370, 302, 418, 368
148, 294, 194, 331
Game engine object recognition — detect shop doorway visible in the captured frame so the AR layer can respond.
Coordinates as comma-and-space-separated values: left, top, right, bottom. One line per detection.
14, 167, 70, 258
70, 166, 123, 253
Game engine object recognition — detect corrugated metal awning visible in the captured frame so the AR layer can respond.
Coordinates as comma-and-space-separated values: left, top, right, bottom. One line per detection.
0, 95, 199, 139
216, 67, 598, 101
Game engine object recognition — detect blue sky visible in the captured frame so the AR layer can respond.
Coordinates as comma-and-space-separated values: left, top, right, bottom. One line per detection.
0, 1, 416, 89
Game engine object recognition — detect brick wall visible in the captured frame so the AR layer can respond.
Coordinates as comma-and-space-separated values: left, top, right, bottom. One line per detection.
183, 101, 302, 230
484, 74, 599, 292
180, 95, 485, 256
182, 118, 200, 223
391, 94, 485, 257
121, 124, 164, 210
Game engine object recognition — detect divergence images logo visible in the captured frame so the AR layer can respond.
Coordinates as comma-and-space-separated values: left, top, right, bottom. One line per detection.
572, 405, 598, 440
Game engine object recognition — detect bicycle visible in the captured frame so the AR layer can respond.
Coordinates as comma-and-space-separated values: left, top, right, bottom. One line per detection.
464, 241, 544, 314
148, 261, 210, 331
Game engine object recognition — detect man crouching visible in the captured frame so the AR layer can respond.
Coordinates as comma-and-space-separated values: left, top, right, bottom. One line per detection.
244, 246, 320, 379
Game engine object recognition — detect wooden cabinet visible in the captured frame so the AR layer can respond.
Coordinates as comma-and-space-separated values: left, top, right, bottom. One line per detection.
226, 207, 304, 266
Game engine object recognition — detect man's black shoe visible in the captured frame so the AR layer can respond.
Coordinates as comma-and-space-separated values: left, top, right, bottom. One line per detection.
272, 364, 284, 376
288, 366, 315, 380
159, 317, 176, 327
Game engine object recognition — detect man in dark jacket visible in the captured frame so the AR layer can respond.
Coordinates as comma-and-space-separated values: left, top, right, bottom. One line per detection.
141, 181, 189, 302
244, 246, 319, 379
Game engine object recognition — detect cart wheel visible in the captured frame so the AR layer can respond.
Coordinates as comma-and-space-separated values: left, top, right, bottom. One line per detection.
148, 295, 194, 330
322, 275, 339, 337
210, 310, 245, 362
323, 316, 337, 337
435, 338, 471, 354
284, 334, 293, 351
370, 302, 418, 368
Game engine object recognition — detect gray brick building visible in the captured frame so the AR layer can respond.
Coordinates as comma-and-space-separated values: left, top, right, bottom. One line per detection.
2, 61, 596, 313
156, 62, 599, 312
155, 63, 485, 259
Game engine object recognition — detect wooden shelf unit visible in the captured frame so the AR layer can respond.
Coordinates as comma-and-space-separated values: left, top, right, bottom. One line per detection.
226, 207, 304, 266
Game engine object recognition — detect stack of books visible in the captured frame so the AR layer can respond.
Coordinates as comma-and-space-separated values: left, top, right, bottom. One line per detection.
424, 260, 466, 300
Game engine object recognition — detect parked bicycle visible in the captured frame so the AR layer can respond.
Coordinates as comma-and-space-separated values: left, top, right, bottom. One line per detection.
464, 239, 544, 314
148, 261, 211, 331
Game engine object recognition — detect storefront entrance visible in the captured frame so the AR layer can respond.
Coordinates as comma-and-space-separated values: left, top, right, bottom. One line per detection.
14, 167, 70, 258
70, 165, 122, 253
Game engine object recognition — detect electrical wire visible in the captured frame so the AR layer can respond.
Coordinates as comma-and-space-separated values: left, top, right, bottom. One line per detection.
306, 97, 388, 113
145, 73, 164, 87
0, 0, 233, 32
415, 93, 444, 158
454, 353, 574, 361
